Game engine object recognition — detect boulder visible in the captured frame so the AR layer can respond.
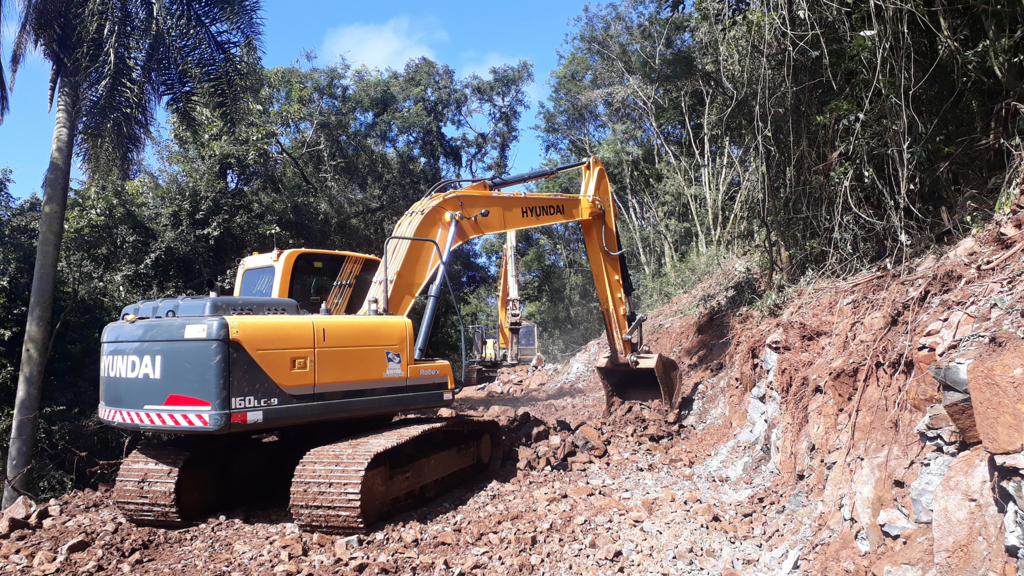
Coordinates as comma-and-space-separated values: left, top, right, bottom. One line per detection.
966, 340, 1024, 454
3, 496, 33, 522
931, 449, 1004, 571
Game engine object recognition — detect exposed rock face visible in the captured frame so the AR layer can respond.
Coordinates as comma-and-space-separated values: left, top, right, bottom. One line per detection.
932, 360, 983, 445
941, 399, 981, 444
931, 449, 1004, 572
969, 338, 1024, 454
910, 453, 955, 524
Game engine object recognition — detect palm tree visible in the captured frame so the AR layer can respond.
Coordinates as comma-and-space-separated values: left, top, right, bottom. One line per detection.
0, 0, 263, 508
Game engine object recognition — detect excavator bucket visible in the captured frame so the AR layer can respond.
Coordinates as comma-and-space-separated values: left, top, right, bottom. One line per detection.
596, 353, 680, 416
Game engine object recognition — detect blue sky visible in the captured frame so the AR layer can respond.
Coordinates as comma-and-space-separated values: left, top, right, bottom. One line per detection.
0, 0, 588, 199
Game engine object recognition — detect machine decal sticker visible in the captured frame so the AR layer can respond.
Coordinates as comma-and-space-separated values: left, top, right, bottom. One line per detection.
443, 391, 453, 400
230, 411, 263, 425
100, 354, 162, 379
419, 369, 441, 376
383, 351, 405, 377
231, 396, 280, 409
520, 204, 566, 218
184, 324, 209, 339
99, 407, 208, 427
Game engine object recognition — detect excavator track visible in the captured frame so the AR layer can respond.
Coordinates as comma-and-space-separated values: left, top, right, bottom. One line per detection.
112, 434, 299, 528
290, 418, 500, 534
111, 447, 193, 527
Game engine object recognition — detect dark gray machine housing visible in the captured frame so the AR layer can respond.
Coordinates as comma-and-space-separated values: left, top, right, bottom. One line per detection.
119, 295, 301, 320
100, 295, 454, 435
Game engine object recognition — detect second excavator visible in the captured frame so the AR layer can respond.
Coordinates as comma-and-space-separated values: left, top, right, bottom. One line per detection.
465, 230, 541, 386
99, 158, 680, 534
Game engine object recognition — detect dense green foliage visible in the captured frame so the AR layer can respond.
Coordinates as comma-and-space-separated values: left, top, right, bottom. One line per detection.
540, 0, 1024, 282
2, 0, 1023, 498
0, 59, 532, 497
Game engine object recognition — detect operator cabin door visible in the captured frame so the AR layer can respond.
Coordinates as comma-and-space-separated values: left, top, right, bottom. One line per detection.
312, 315, 411, 400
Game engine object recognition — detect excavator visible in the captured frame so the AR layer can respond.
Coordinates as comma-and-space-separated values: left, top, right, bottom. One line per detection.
99, 157, 680, 534
465, 230, 540, 386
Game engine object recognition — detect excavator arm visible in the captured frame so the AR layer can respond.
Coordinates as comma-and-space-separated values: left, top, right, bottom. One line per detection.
497, 230, 521, 364
363, 158, 680, 411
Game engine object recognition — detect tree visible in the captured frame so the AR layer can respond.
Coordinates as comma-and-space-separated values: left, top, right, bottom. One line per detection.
0, 0, 263, 508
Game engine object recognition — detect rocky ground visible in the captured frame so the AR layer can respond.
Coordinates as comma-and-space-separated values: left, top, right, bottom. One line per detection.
4, 199, 1024, 575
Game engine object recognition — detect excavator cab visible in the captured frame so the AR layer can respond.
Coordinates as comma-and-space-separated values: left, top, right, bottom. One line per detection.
237, 250, 380, 315
518, 321, 539, 363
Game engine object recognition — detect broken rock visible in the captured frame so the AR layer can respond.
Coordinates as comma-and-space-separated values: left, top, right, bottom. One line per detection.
59, 535, 91, 555
577, 425, 606, 458
932, 449, 1004, 570
876, 508, 914, 538
941, 395, 981, 444
1004, 501, 1024, 556
484, 405, 517, 422
0, 516, 29, 535
966, 340, 1024, 454
911, 452, 954, 523
3, 496, 32, 522
32, 551, 56, 568
931, 360, 970, 393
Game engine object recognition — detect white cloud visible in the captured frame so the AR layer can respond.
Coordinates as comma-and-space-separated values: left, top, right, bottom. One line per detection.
458, 51, 541, 108
457, 52, 511, 79
322, 16, 448, 71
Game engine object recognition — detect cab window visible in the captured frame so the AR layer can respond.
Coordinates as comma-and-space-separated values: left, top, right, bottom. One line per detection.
288, 254, 348, 314
345, 260, 380, 314
238, 267, 275, 297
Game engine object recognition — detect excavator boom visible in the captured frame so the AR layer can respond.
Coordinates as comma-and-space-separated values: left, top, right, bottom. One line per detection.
369, 158, 679, 411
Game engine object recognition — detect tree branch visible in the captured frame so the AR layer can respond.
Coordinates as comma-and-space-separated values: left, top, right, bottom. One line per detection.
275, 137, 316, 190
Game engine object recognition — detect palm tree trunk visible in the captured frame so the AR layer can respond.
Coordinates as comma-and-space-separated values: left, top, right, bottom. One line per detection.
3, 81, 79, 508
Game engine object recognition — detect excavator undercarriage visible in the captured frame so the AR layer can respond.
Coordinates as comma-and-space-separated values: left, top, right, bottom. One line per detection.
112, 418, 499, 534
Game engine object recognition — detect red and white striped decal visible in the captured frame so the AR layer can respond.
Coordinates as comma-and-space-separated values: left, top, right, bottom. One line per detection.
99, 407, 209, 427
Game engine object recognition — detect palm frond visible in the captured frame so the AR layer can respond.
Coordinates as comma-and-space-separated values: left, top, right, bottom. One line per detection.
9, 0, 264, 177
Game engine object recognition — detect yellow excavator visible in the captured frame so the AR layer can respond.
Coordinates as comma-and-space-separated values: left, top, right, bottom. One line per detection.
99, 158, 679, 533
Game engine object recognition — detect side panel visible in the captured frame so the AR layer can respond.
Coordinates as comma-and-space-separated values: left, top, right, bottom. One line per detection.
407, 360, 454, 390
228, 316, 315, 395
228, 316, 453, 432
312, 315, 411, 398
